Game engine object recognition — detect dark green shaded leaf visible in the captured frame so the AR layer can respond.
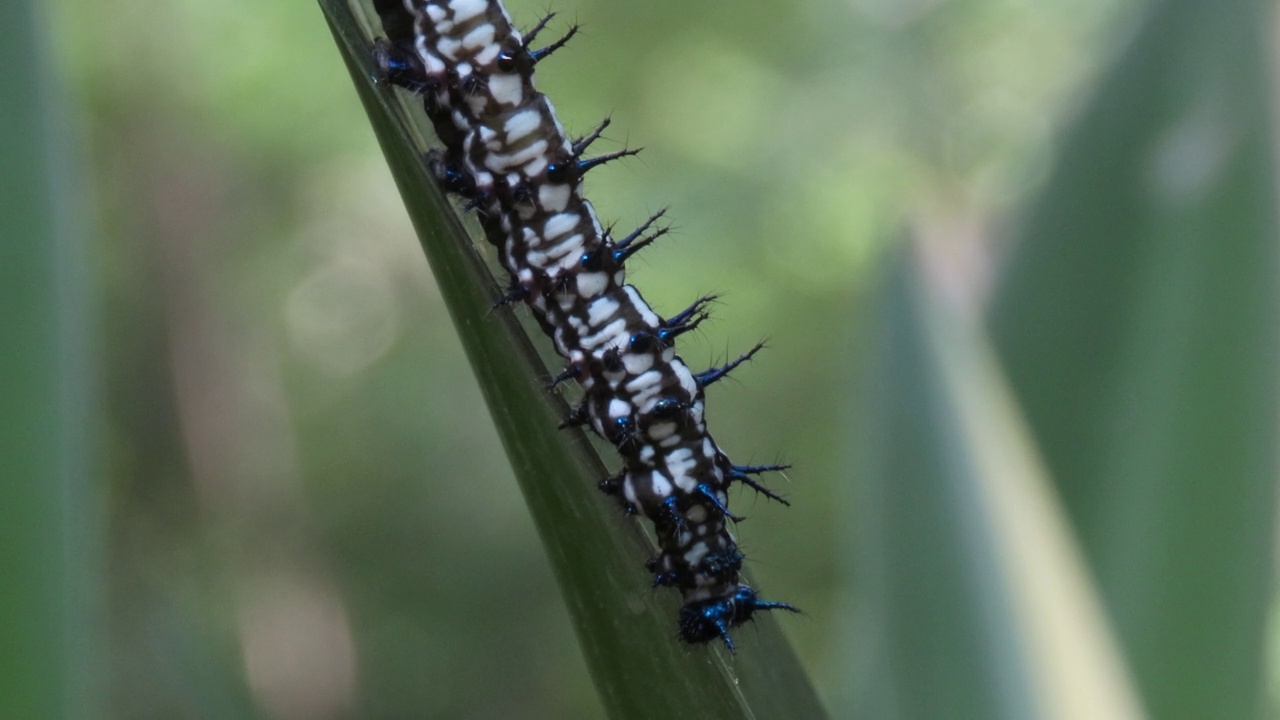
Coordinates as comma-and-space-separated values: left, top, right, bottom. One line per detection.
0, 1, 102, 717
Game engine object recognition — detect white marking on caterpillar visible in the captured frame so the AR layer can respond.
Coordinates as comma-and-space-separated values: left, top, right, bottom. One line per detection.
487, 73, 524, 106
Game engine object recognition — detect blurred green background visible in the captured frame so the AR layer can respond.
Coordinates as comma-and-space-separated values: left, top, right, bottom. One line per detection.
6, 0, 1279, 716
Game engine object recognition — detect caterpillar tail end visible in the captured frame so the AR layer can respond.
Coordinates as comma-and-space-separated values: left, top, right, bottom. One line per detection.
677, 586, 799, 654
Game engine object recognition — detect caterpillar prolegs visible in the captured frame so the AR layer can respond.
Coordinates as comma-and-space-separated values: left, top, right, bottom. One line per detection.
371, 0, 796, 651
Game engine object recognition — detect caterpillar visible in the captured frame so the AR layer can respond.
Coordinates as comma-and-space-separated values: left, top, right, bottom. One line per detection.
370, 0, 796, 652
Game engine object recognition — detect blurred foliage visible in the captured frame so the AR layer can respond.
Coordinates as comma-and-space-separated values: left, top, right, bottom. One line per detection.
989, 0, 1278, 717
1, 0, 101, 717
8, 0, 1271, 715
849, 249, 1147, 720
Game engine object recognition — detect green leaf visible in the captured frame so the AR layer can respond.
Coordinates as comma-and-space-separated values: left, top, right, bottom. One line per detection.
987, 0, 1279, 717
848, 250, 1145, 720
0, 1, 102, 717
319, 2, 826, 717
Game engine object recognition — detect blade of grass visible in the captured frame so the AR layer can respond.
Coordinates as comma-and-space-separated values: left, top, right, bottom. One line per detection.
846, 247, 1145, 720
987, 0, 1279, 717
320, 1, 826, 717
0, 1, 101, 717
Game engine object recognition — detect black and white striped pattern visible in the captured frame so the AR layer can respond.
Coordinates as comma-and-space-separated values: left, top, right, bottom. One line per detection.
372, 0, 795, 651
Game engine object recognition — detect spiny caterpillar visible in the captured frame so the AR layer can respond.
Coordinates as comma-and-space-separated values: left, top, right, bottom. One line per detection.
371, 0, 796, 652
